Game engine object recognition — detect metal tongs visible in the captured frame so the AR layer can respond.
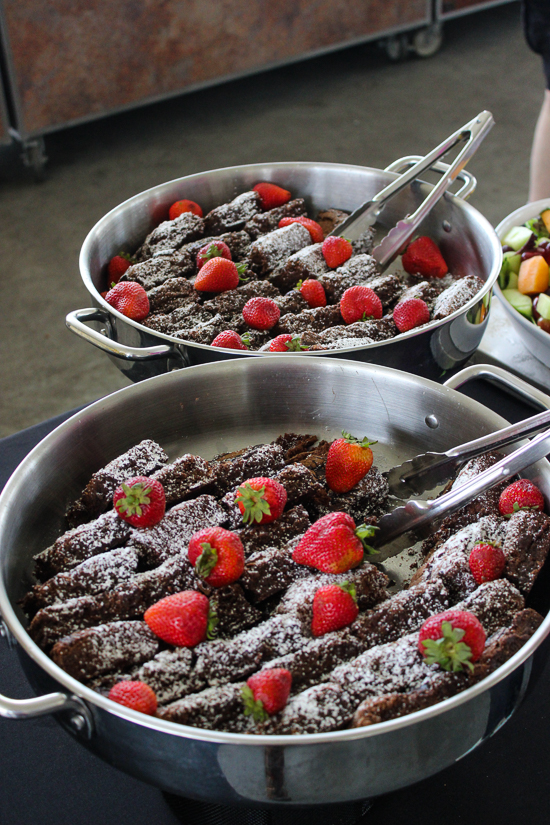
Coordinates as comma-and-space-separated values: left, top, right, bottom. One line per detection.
374, 413, 550, 559
330, 110, 494, 270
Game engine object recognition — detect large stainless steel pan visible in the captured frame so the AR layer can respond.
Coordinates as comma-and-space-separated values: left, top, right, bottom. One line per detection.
66, 160, 502, 383
1, 357, 549, 806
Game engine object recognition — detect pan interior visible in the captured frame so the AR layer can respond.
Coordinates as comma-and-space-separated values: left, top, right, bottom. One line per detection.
0, 357, 510, 613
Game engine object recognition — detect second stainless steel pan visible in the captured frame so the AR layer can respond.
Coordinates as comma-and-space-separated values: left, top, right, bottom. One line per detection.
1, 358, 550, 805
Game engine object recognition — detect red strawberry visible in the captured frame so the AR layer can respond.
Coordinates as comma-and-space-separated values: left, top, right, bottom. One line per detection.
188, 526, 245, 587
107, 254, 133, 285
144, 590, 216, 647
297, 278, 327, 308
113, 476, 166, 528
211, 330, 250, 350
253, 182, 291, 210
105, 282, 150, 321
242, 668, 292, 720
242, 297, 280, 330
402, 236, 448, 279
340, 286, 382, 324
325, 431, 375, 493
196, 241, 232, 270
498, 479, 545, 516
292, 512, 377, 573
322, 236, 353, 268
418, 610, 486, 672
236, 477, 287, 524
269, 333, 308, 352
311, 582, 359, 637
194, 258, 245, 292
468, 542, 506, 584
393, 298, 430, 332
278, 216, 324, 243
108, 681, 158, 715
168, 199, 203, 220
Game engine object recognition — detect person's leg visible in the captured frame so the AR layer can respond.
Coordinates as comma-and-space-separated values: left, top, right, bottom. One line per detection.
529, 89, 550, 201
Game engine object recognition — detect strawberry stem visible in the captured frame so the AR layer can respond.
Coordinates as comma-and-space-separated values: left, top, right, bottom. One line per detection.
354, 523, 378, 555
341, 431, 377, 449
242, 685, 269, 722
421, 621, 474, 672
115, 482, 152, 518
206, 605, 218, 640
236, 483, 271, 524
338, 581, 357, 603
195, 542, 218, 579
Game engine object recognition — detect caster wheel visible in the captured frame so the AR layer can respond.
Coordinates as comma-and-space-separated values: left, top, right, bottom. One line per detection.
385, 34, 410, 62
412, 24, 443, 58
21, 136, 48, 180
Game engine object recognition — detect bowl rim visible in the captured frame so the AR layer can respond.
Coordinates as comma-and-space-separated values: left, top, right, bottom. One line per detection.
494, 198, 550, 346
78, 160, 502, 357
1, 356, 549, 746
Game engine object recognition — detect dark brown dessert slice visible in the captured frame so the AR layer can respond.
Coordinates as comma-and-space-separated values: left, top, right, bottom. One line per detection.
34, 510, 133, 581
128, 496, 228, 566
275, 305, 343, 335
202, 280, 279, 318
244, 199, 307, 239
146, 277, 200, 314
432, 275, 485, 320
328, 466, 389, 521
204, 191, 262, 234
316, 254, 381, 302
411, 515, 507, 601
137, 212, 205, 259
51, 620, 160, 681
248, 224, 312, 276
156, 683, 251, 733
141, 305, 217, 337
314, 317, 398, 349
131, 647, 198, 704
350, 579, 450, 646
274, 290, 309, 315
398, 279, 444, 311
29, 554, 200, 648
502, 509, 550, 594
270, 244, 329, 292
275, 564, 390, 631
419, 452, 508, 558
210, 443, 287, 496
240, 542, 311, 602
231, 505, 311, 556
351, 607, 543, 727
152, 454, 215, 505
121, 256, 189, 291
315, 209, 349, 236
66, 440, 168, 527
22, 547, 139, 615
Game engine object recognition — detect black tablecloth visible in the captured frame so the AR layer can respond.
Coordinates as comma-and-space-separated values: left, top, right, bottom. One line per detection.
2, 386, 550, 825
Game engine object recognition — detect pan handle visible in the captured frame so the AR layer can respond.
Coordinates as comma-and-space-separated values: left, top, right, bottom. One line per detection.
443, 364, 550, 410
66, 308, 184, 363
384, 156, 477, 201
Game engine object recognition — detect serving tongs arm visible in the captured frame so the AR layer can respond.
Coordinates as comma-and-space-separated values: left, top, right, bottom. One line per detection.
374, 425, 550, 559
331, 111, 493, 245
370, 110, 494, 269
386, 407, 550, 498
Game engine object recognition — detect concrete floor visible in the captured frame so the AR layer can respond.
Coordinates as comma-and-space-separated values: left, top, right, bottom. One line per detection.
0, 1, 543, 438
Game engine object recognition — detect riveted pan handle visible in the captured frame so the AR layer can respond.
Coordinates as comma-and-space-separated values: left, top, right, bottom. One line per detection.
66, 308, 183, 363
385, 156, 477, 201
444, 364, 550, 411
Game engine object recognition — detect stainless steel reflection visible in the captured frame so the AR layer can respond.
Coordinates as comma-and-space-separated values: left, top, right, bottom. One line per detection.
1, 358, 549, 805
67, 160, 501, 382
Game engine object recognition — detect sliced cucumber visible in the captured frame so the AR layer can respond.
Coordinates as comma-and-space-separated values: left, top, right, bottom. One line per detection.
502, 226, 533, 251
502, 288, 533, 318
536, 292, 550, 320
498, 258, 510, 289
503, 250, 521, 274
507, 271, 519, 289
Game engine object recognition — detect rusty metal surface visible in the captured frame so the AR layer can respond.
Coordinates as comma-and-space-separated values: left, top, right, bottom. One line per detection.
1, 0, 430, 137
